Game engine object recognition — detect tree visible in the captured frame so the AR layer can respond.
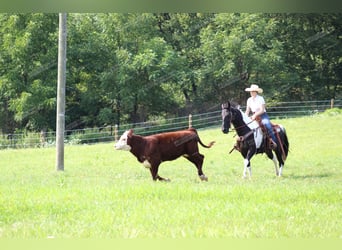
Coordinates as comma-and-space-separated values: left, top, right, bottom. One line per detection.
199, 13, 286, 104
66, 13, 112, 129
99, 13, 186, 124
154, 13, 215, 112
0, 13, 58, 132
1, 13, 341, 134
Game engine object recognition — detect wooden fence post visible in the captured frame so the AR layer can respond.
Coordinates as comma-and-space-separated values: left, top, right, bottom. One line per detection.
40, 130, 46, 147
331, 98, 334, 109
114, 124, 118, 141
188, 114, 192, 128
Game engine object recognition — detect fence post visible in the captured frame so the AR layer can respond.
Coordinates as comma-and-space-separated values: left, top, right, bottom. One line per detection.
7, 134, 13, 148
188, 114, 192, 128
114, 124, 118, 142
40, 130, 46, 147
331, 98, 334, 109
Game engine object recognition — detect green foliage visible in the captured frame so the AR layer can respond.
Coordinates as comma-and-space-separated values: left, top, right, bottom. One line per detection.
0, 13, 58, 132
0, 13, 341, 133
0, 114, 341, 238
67, 128, 112, 145
323, 107, 342, 116
0, 130, 42, 149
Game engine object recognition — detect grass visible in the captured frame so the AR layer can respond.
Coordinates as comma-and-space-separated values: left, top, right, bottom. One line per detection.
0, 112, 341, 238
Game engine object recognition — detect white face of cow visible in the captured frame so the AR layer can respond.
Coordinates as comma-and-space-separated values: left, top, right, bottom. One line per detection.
114, 130, 132, 151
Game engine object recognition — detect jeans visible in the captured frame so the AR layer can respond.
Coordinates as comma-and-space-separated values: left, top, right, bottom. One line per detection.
260, 113, 277, 144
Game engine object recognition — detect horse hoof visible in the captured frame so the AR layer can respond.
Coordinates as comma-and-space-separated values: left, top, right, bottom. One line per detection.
200, 175, 208, 181
157, 177, 171, 182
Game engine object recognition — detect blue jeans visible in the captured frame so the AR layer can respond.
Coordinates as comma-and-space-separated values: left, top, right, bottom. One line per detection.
260, 113, 277, 144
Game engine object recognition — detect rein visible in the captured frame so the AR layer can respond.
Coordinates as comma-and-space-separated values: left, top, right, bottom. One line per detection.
224, 108, 258, 154
231, 119, 255, 132
228, 129, 255, 154
222, 107, 256, 132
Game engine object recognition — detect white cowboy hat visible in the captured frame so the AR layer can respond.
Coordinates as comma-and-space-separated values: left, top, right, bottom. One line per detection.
245, 84, 263, 93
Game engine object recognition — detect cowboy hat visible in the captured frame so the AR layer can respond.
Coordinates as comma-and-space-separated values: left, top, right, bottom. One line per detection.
245, 84, 263, 93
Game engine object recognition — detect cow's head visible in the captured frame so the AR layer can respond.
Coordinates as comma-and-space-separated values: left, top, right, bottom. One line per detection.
114, 129, 133, 151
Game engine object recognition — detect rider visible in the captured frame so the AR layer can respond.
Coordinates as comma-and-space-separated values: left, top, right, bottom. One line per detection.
244, 84, 277, 149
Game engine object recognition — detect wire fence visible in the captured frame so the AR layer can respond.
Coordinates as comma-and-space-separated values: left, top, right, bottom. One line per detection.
1, 99, 340, 150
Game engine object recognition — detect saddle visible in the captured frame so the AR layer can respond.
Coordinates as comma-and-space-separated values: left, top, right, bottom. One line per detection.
229, 130, 254, 154
229, 118, 284, 158
254, 118, 278, 150
255, 117, 287, 161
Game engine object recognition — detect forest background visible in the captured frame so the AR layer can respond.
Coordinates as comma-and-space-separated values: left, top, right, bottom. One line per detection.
0, 13, 341, 134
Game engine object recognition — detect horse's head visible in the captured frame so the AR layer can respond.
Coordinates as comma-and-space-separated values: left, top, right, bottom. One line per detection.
221, 102, 232, 134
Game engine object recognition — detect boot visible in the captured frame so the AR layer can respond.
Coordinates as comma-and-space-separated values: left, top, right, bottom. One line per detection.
269, 138, 277, 150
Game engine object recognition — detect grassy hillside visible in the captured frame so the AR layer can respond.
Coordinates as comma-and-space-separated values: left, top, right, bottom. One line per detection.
0, 112, 341, 238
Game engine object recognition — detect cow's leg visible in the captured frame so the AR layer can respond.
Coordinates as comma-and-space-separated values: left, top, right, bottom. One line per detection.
149, 162, 170, 182
187, 153, 208, 181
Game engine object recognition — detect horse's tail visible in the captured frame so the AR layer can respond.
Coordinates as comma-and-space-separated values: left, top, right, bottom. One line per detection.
278, 126, 289, 160
282, 128, 289, 158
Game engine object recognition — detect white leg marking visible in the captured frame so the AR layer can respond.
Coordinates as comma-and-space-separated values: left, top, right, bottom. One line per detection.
272, 154, 279, 176
243, 159, 251, 179
279, 165, 283, 177
199, 175, 208, 181
143, 160, 151, 169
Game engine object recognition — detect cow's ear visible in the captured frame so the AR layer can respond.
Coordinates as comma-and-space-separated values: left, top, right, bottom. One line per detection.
128, 129, 133, 137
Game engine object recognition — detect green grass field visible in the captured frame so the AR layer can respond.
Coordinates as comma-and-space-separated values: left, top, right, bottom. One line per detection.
0, 112, 341, 238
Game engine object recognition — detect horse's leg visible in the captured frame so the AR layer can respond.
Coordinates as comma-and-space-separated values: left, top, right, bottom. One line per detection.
242, 149, 254, 179
272, 154, 279, 176
266, 149, 279, 176
276, 150, 285, 177
243, 159, 252, 178
278, 164, 284, 176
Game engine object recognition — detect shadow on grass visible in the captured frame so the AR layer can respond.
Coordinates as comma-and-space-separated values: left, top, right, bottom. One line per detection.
287, 173, 332, 179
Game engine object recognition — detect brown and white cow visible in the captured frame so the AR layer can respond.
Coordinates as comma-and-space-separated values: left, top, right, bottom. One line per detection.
114, 128, 215, 181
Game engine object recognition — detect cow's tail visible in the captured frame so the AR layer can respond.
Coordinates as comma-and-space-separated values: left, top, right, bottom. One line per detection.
189, 128, 215, 148
199, 138, 215, 148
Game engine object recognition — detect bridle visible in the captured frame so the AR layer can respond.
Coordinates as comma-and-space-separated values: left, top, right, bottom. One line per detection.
222, 107, 232, 131
222, 107, 255, 132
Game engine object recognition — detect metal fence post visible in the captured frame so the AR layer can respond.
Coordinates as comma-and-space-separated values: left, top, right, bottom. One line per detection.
189, 114, 192, 128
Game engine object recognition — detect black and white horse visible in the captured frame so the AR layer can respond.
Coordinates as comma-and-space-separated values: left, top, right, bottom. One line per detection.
221, 101, 289, 178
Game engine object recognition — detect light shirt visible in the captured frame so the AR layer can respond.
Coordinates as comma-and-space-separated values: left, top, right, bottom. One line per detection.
246, 95, 266, 113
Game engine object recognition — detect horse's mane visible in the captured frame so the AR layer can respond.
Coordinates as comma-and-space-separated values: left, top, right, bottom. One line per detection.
229, 101, 240, 109
230, 103, 259, 130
